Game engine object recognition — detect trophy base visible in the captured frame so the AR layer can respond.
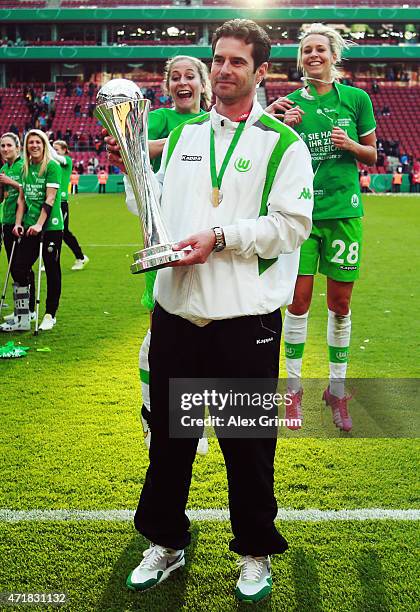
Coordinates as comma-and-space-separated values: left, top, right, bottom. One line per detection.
130, 243, 186, 274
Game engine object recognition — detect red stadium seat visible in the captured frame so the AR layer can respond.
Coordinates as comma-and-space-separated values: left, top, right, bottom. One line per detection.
0, 81, 418, 167
265, 80, 420, 160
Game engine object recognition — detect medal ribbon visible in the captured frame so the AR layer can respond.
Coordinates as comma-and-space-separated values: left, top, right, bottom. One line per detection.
306, 80, 340, 127
210, 118, 247, 206
305, 81, 341, 178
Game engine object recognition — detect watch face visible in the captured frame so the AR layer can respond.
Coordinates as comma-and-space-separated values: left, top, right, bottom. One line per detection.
212, 227, 225, 251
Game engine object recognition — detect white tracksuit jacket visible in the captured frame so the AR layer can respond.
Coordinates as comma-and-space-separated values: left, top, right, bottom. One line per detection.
125, 99, 313, 324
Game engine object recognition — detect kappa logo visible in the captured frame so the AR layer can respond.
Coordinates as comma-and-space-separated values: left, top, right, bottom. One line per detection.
256, 336, 274, 345
298, 187, 312, 200
234, 157, 252, 172
181, 155, 202, 162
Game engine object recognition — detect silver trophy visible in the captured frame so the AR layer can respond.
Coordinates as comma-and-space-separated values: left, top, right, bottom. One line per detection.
95, 78, 186, 273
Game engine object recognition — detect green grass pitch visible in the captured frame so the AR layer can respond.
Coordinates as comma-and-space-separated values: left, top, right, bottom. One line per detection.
0, 194, 419, 611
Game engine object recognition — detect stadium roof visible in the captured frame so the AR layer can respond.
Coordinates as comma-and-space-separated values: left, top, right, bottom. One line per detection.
1, 7, 419, 22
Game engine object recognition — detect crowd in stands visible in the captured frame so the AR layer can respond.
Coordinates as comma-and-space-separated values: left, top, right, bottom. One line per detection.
1, 75, 419, 180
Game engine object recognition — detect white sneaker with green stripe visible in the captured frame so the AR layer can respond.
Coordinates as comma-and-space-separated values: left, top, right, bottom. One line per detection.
126, 543, 185, 591
235, 555, 272, 603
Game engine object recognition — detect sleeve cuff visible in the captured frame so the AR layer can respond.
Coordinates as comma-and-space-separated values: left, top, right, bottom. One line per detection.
223, 224, 241, 249
359, 127, 376, 137
46, 182, 60, 188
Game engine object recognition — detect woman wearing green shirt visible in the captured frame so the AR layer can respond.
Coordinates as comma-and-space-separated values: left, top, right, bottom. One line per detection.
0, 132, 36, 321
2, 129, 64, 332
272, 24, 377, 431
53, 140, 89, 271
137, 56, 211, 450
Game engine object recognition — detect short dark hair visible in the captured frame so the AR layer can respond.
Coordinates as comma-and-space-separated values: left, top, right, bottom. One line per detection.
211, 19, 271, 71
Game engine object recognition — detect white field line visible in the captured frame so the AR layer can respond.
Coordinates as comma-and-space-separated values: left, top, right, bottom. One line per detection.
367, 193, 420, 197
83, 243, 138, 247
0, 508, 418, 523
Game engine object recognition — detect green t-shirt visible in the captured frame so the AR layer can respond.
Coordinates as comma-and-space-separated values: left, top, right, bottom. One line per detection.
0, 156, 23, 225
59, 154, 73, 201
22, 160, 64, 231
287, 83, 376, 220
142, 107, 205, 311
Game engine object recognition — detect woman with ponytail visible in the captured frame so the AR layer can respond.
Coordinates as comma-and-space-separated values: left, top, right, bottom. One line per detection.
1, 129, 64, 332
0, 132, 37, 323
270, 24, 377, 431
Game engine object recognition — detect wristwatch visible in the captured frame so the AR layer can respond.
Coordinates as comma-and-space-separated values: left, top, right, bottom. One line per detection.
212, 226, 226, 252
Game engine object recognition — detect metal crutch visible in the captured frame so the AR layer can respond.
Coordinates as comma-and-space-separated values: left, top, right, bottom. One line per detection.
34, 232, 44, 336
0, 236, 20, 313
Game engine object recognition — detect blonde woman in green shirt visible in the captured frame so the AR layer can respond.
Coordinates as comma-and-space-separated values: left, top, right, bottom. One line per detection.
271, 24, 377, 431
1, 129, 64, 333
53, 140, 89, 271
0, 132, 36, 321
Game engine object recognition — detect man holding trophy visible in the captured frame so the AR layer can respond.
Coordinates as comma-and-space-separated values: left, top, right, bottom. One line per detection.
102, 19, 313, 604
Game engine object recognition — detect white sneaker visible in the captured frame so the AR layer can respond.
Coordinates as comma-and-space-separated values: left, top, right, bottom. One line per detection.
0, 316, 31, 332
71, 256, 89, 271
4, 311, 36, 323
38, 314, 56, 331
197, 437, 208, 455
126, 543, 185, 591
235, 555, 272, 603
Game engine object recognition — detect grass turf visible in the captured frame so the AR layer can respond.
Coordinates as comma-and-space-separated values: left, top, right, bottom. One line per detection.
0, 194, 419, 611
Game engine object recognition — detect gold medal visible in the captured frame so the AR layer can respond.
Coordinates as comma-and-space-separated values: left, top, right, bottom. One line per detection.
212, 187, 220, 207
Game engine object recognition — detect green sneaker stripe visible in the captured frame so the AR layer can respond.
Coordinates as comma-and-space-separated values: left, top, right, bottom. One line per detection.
126, 570, 163, 591
235, 577, 273, 603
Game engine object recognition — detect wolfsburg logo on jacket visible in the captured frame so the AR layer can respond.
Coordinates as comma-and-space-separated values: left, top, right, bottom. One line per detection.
234, 157, 252, 172
181, 155, 202, 162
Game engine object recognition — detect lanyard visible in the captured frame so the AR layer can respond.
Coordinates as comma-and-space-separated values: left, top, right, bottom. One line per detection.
306, 81, 340, 127
305, 81, 341, 177
209, 119, 246, 207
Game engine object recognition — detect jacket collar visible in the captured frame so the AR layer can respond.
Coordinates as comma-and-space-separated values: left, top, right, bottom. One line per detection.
210, 95, 263, 133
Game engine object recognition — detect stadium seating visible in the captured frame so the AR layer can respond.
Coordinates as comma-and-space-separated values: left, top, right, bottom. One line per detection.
1, 81, 418, 173
0, 0, 45, 7
265, 80, 420, 171
365, 83, 420, 162
3, 36, 405, 47
0, 87, 34, 134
